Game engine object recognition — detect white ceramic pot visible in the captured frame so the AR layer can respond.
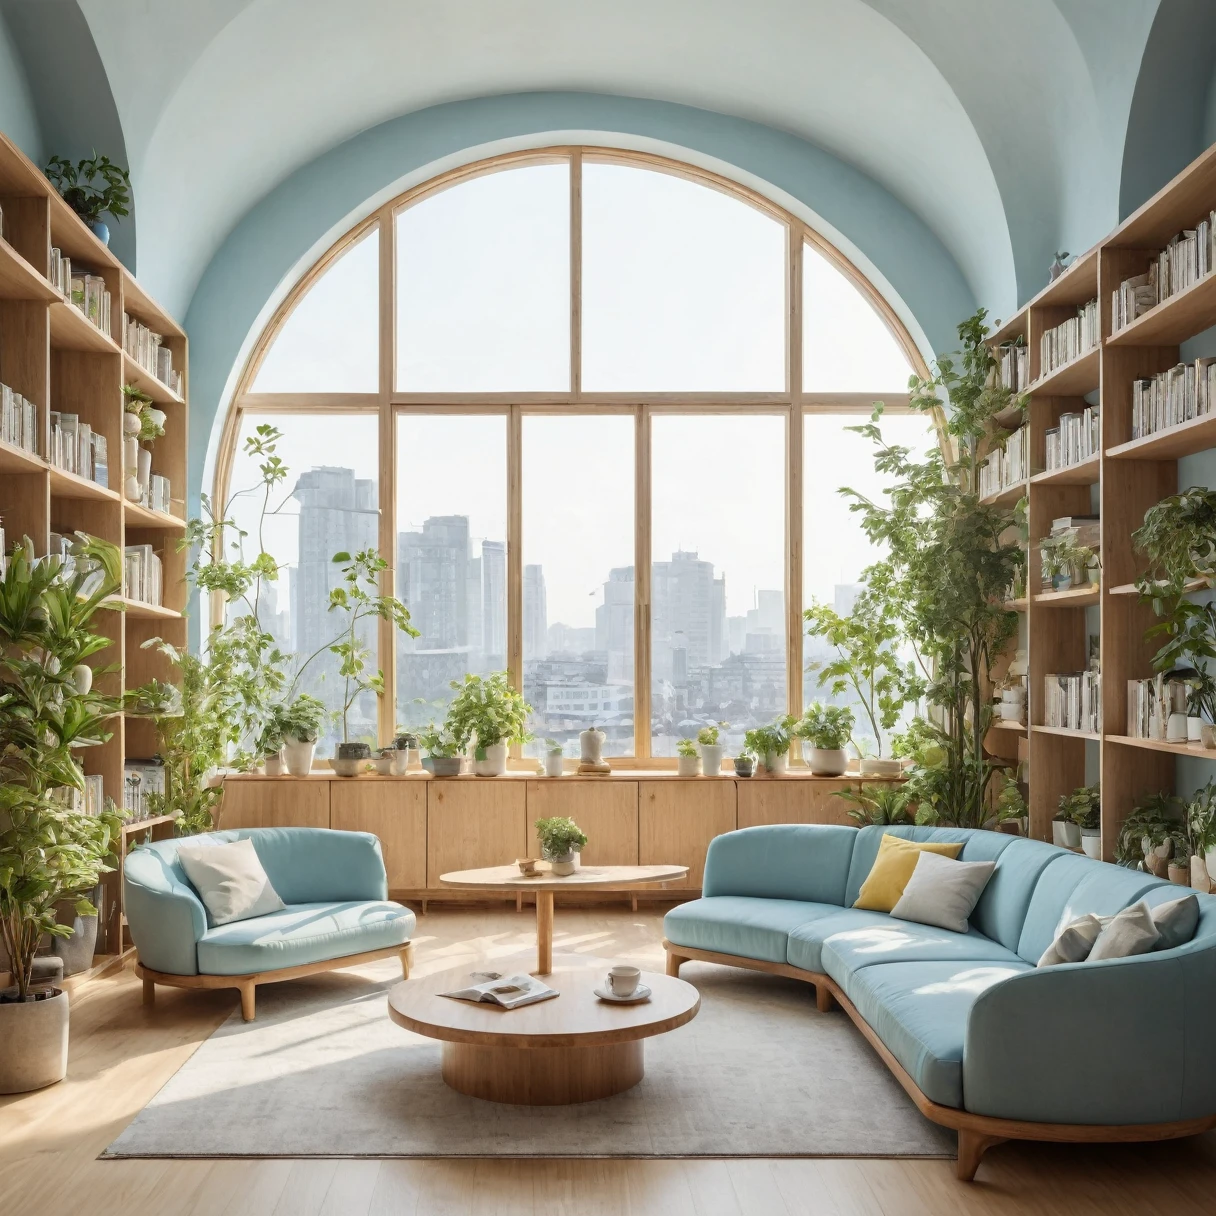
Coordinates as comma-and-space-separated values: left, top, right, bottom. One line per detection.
474, 741, 509, 777
263, 749, 285, 777
580, 727, 606, 766
1052, 820, 1082, 848
283, 737, 316, 777
764, 751, 789, 775
390, 749, 409, 776
0, 990, 69, 1093
331, 758, 366, 777
1188, 716, 1205, 742
545, 752, 564, 778
70, 663, 93, 695
677, 754, 702, 777
700, 743, 724, 775
374, 753, 395, 775
808, 747, 848, 776
1189, 854, 1212, 893
1080, 828, 1102, 859
548, 850, 577, 877
860, 757, 902, 778
1167, 712, 1189, 742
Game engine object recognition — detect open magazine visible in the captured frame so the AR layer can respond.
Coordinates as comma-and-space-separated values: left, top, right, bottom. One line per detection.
439, 972, 558, 1010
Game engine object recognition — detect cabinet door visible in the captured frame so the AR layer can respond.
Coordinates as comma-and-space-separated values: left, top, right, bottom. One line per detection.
219, 778, 330, 830
427, 780, 528, 887
638, 780, 736, 889
331, 780, 427, 891
526, 780, 639, 866
737, 779, 871, 828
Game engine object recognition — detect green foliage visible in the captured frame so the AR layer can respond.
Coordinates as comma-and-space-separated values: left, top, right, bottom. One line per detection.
995, 773, 1027, 826
676, 737, 698, 758
123, 385, 164, 442
277, 693, 327, 745
796, 701, 855, 750
1114, 793, 1183, 868
697, 722, 726, 746
743, 715, 797, 758
417, 723, 463, 758
0, 535, 126, 998
840, 311, 1023, 829
444, 671, 531, 753
545, 738, 563, 755
804, 593, 920, 757
1182, 781, 1216, 860
44, 151, 131, 222
834, 783, 912, 827
1059, 783, 1100, 830
1133, 487, 1216, 601
535, 816, 588, 858
1039, 531, 1097, 582
1144, 597, 1216, 683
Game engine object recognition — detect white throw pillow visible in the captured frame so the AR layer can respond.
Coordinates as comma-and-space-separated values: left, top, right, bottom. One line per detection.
889, 849, 996, 934
1150, 894, 1200, 951
176, 837, 286, 926
1037, 912, 1107, 967
1088, 901, 1160, 962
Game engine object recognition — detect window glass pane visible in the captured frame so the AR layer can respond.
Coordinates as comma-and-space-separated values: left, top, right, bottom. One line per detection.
802, 411, 937, 748
522, 416, 634, 758
802, 245, 914, 392
651, 415, 785, 756
582, 164, 785, 390
252, 230, 379, 392
226, 412, 380, 757
395, 415, 508, 731
396, 165, 569, 390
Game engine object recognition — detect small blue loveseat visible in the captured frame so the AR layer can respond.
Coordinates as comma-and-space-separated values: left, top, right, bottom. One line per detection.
125, 827, 416, 1021
663, 823, 1216, 1179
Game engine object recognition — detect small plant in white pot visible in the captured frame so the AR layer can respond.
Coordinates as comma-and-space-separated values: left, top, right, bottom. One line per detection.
544, 739, 565, 779
279, 694, 327, 777
1060, 784, 1101, 857
535, 816, 587, 876
1183, 782, 1216, 892
445, 671, 531, 776
743, 716, 797, 775
676, 737, 702, 777
796, 703, 855, 776
697, 722, 727, 775
419, 724, 464, 777
1051, 808, 1082, 849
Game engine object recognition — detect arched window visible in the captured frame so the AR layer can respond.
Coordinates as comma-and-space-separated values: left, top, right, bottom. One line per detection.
220, 150, 934, 762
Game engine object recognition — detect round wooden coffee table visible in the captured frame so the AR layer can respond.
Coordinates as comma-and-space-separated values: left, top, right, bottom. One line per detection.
387, 953, 699, 1104
439, 863, 688, 974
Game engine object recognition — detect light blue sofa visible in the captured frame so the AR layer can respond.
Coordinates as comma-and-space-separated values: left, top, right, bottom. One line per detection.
125, 827, 416, 1021
663, 824, 1216, 1179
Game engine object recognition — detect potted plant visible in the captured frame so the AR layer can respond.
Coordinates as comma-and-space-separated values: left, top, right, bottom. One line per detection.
1185, 782, 1216, 891
1059, 783, 1101, 857
0, 535, 126, 1093
419, 724, 463, 777
1167, 836, 1191, 885
444, 671, 531, 776
1051, 805, 1082, 849
697, 722, 727, 775
535, 816, 587, 876
543, 739, 564, 779
733, 750, 755, 777
676, 737, 702, 777
1039, 531, 1095, 592
833, 783, 913, 827
796, 703, 855, 776
256, 710, 286, 776
278, 693, 326, 777
1133, 486, 1216, 599
743, 715, 797, 775
995, 772, 1029, 835
44, 151, 132, 245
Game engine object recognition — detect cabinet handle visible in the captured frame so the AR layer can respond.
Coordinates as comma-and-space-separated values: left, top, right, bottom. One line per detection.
649, 792, 655, 802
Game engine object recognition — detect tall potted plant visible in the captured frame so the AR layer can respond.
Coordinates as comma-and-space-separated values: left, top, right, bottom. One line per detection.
444, 671, 531, 776
0, 536, 125, 1093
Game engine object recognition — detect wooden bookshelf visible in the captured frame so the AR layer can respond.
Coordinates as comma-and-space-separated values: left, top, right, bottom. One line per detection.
984, 140, 1216, 861
0, 131, 188, 955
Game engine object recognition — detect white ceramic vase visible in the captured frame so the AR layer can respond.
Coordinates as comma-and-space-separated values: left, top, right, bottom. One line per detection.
474, 741, 509, 776
859, 757, 902, 778
677, 754, 701, 777
545, 752, 564, 778
283, 737, 316, 777
0, 990, 68, 1094
808, 747, 848, 776
1053, 820, 1082, 848
1188, 716, 1205, 742
764, 751, 789, 775
1191, 854, 1213, 893
1080, 828, 1102, 859
580, 727, 606, 766
1167, 712, 1189, 742
263, 749, 285, 777
700, 743, 724, 775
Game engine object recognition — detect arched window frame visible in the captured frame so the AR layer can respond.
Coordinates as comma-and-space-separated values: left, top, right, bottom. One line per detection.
216, 147, 939, 765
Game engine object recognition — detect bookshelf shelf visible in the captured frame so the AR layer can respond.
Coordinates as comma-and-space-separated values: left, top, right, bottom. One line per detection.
1002, 598, 1028, 612
1028, 345, 1100, 397
1106, 411, 1216, 461
988, 308, 1028, 347
1106, 270, 1216, 348
993, 719, 1027, 733
1031, 725, 1101, 742
1031, 456, 1099, 487
1106, 735, 1216, 759
0, 131, 187, 956
1032, 586, 1100, 608
980, 481, 1027, 508
1109, 578, 1209, 597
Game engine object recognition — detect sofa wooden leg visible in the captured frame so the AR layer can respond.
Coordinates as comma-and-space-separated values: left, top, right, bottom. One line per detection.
238, 981, 257, 1022
956, 1129, 1006, 1181
815, 983, 835, 1013
142, 976, 155, 1007
666, 950, 682, 977
400, 942, 414, 980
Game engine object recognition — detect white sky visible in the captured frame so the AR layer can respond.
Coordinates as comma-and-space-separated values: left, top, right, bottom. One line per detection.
238, 160, 930, 631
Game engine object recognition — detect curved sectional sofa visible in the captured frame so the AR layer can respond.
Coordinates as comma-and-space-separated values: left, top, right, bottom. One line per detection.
662, 823, 1216, 1179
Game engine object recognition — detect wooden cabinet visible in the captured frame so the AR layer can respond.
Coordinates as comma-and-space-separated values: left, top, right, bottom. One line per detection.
331, 780, 427, 891
427, 780, 528, 886
638, 780, 736, 889
526, 780, 639, 866
218, 777, 330, 830
737, 778, 866, 829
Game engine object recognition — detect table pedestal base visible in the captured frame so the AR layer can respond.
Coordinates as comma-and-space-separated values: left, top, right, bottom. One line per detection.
440, 1039, 644, 1105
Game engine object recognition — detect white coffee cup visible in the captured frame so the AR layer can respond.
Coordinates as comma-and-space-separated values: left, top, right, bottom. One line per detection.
607, 964, 641, 997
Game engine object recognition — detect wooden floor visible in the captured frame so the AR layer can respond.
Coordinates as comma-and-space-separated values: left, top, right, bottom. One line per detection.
3, 904, 1215, 1215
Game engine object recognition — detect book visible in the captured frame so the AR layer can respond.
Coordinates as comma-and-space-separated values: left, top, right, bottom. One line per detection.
1039, 299, 1098, 375
439, 972, 558, 1010
978, 424, 1028, 498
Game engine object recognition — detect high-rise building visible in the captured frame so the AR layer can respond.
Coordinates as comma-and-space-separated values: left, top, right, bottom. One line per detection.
397, 515, 470, 651
596, 565, 634, 683
523, 564, 547, 659
481, 540, 506, 669
651, 550, 725, 680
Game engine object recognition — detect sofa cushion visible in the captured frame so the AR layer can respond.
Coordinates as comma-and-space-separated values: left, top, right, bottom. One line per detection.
664, 896, 840, 964
196, 901, 415, 976
847, 959, 1031, 1108
701, 824, 857, 904
176, 837, 286, 926
891, 850, 995, 934
844, 826, 1010, 907
968, 837, 1063, 952
853, 836, 964, 912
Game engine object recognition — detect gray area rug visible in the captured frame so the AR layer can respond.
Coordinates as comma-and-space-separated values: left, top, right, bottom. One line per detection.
104, 957, 954, 1159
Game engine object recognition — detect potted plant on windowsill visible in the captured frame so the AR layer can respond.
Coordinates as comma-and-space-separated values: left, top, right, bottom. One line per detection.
543, 739, 565, 779
444, 671, 532, 776
697, 722, 727, 775
419, 724, 464, 777
1060, 783, 1100, 857
796, 703, 855, 776
44, 151, 132, 246
733, 750, 755, 777
743, 716, 797, 775
535, 816, 588, 877
278, 694, 327, 777
676, 737, 702, 777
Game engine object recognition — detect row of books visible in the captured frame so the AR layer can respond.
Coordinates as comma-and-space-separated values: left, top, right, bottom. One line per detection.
1045, 406, 1099, 471
51, 772, 106, 817
1131, 357, 1216, 439
1040, 298, 1099, 375
978, 424, 1028, 499
1, 381, 38, 454
998, 341, 1029, 392
1111, 211, 1216, 333
1043, 671, 1102, 733
1127, 675, 1190, 740
122, 313, 183, 395
144, 473, 171, 514
124, 758, 166, 821
124, 543, 163, 606
49, 412, 109, 486
50, 247, 113, 336
48, 531, 107, 596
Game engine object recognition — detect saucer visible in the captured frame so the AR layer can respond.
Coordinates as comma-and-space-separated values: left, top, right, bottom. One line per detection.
593, 982, 652, 1004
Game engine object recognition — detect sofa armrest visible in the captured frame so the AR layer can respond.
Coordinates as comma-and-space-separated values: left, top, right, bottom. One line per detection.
964, 941, 1216, 1125
123, 847, 209, 976
702, 824, 856, 905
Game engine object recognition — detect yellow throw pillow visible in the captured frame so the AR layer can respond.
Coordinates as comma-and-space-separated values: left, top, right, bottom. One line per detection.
853, 835, 964, 912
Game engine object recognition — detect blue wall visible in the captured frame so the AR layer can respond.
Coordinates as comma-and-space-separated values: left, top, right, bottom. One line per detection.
0, 8, 40, 162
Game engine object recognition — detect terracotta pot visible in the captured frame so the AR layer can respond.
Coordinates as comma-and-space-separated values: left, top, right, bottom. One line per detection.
0, 990, 69, 1094
1168, 862, 1191, 886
